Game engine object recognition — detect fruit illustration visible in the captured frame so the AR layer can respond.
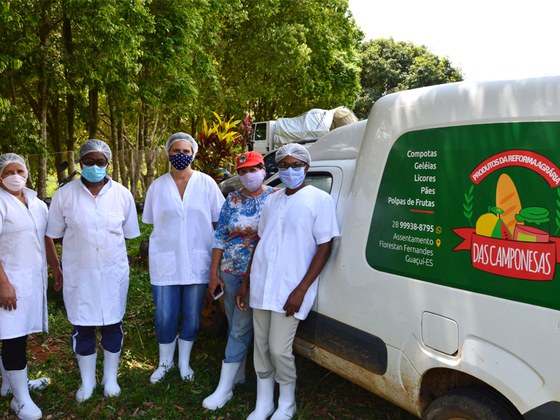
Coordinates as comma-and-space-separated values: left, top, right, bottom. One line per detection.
492, 217, 512, 240
476, 211, 498, 237
475, 206, 512, 239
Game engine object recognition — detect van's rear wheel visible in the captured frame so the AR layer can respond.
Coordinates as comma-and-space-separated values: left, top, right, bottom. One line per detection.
422, 385, 522, 420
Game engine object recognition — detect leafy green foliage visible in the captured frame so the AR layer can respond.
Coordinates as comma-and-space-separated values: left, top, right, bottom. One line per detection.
0, 101, 42, 155
0, 0, 461, 198
216, 0, 363, 121
463, 184, 474, 226
355, 38, 463, 119
239, 113, 254, 151
195, 113, 244, 177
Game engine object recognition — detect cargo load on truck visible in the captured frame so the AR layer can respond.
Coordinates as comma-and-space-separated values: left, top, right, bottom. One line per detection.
251, 106, 357, 154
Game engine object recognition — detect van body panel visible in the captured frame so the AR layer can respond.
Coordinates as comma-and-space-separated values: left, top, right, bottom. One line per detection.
293, 339, 422, 416
298, 77, 560, 416
306, 120, 367, 161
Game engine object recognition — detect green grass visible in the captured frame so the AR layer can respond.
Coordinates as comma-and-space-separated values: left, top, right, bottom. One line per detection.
0, 225, 416, 419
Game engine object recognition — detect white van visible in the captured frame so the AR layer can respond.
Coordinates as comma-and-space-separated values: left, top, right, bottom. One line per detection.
269, 76, 560, 419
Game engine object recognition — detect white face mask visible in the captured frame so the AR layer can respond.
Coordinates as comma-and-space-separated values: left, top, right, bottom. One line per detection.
1, 174, 27, 192
279, 167, 306, 189
239, 170, 266, 192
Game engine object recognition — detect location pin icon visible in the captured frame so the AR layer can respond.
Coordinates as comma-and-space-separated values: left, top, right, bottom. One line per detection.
436, 239, 441, 247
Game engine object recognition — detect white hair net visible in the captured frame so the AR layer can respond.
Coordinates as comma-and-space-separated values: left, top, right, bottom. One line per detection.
0, 153, 28, 177
275, 143, 311, 164
79, 139, 112, 162
165, 132, 198, 157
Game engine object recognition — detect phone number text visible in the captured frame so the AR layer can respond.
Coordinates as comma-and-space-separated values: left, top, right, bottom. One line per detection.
391, 221, 434, 232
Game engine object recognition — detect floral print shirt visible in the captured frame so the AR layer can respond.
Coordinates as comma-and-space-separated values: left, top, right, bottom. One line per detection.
213, 187, 278, 276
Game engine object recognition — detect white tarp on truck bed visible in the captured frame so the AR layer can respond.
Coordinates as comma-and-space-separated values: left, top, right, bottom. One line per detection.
273, 106, 358, 146
274, 108, 335, 145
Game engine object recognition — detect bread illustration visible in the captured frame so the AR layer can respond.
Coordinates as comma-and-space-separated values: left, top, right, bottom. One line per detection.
495, 174, 522, 233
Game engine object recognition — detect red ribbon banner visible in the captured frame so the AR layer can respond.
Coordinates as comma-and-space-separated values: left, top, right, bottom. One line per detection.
469, 150, 560, 187
453, 228, 560, 281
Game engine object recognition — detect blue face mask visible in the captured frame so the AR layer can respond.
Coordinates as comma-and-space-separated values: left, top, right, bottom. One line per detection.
81, 165, 107, 183
169, 153, 194, 170
279, 167, 306, 189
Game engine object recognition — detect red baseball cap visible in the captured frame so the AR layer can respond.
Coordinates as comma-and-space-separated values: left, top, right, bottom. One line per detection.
236, 151, 264, 170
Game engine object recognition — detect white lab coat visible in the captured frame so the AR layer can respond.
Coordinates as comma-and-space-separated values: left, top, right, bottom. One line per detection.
249, 186, 340, 320
0, 188, 48, 339
142, 171, 224, 286
46, 178, 140, 326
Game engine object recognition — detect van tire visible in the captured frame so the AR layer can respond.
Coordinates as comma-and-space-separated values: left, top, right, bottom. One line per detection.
422, 385, 522, 420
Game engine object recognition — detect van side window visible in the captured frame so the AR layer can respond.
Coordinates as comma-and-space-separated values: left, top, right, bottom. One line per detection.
253, 123, 267, 141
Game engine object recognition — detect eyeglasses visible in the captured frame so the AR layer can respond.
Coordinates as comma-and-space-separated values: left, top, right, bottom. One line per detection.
82, 159, 108, 167
277, 162, 306, 170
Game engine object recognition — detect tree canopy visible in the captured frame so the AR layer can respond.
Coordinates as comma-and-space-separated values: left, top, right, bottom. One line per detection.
0, 1, 462, 198
354, 38, 463, 119
216, 0, 363, 121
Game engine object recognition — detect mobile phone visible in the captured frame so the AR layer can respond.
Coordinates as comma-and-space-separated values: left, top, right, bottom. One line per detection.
213, 285, 224, 300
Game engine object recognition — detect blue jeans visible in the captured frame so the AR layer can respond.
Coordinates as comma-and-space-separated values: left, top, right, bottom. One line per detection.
221, 271, 253, 363
152, 284, 207, 343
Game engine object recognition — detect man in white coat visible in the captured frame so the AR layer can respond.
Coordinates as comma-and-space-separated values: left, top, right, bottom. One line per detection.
47, 139, 140, 402
237, 143, 340, 420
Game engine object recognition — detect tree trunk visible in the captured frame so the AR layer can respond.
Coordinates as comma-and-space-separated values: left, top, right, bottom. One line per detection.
130, 110, 145, 199
63, 14, 76, 175
108, 97, 119, 182
66, 93, 76, 175
88, 86, 99, 139
48, 95, 64, 181
142, 106, 159, 191
117, 119, 128, 189
37, 1, 51, 199
190, 116, 198, 136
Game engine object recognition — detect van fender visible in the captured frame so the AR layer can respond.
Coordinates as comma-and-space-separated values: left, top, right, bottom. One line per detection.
404, 330, 545, 414
457, 337, 543, 412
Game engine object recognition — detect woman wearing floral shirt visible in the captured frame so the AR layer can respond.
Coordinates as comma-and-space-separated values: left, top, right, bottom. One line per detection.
203, 151, 277, 410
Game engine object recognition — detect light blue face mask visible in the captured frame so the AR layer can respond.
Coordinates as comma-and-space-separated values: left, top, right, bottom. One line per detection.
279, 167, 306, 189
81, 165, 107, 183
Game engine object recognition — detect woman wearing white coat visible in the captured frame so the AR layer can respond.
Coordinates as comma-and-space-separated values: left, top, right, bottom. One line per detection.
142, 132, 224, 384
47, 139, 140, 402
0, 153, 62, 420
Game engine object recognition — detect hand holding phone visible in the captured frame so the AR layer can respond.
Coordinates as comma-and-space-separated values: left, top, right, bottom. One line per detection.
213, 284, 224, 300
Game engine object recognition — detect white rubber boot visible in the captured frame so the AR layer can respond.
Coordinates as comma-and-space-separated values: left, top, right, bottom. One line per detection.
233, 354, 247, 386
6, 367, 42, 420
177, 339, 194, 381
101, 350, 121, 397
202, 360, 240, 410
0, 358, 10, 397
27, 377, 51, 392
150, 339, 177, 384
247, 376, 275, 420
76, 352, 97, 402
271, 382, 296, 420
1, 359, 50, 397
